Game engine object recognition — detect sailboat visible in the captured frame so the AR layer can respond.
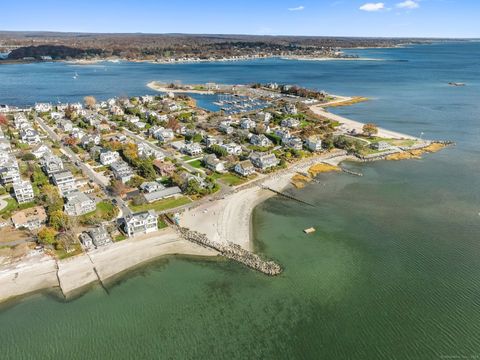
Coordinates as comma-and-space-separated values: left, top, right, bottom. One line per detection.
73, 72, 79, 79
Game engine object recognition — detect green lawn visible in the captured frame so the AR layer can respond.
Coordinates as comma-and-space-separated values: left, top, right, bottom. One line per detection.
81, 201, 118, 222
188, 159, 203, 169
114, 234, 127, 242
214, 173, 247, 187
181, 155, 193, 161
0, 198, 18, 219
129, 196, 192, 213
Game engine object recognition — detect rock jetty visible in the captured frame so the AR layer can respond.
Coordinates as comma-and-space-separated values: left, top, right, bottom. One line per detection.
178, 227, 282, 276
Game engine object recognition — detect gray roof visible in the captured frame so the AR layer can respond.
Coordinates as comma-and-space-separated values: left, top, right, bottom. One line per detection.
144, 187, 182, 203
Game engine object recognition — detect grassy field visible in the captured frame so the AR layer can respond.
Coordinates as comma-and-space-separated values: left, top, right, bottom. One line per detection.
81, 201, 118, 222
188, 159, 203, 169
213, 173, 247, 186
129, 196, 192, 213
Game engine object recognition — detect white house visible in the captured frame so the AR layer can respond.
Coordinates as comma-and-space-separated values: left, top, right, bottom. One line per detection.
41, 155, 64, 176
52, 171, 77, 196
32, 144, 52, 159
110, 161, 134, 183
99, 150, 120, 166
203, 154, 225, 173
306, 136, 323, 152
183, 143, 203, 156
221, 143, 242, 156
13, 180, 34, 204
235, 160, 255, 177
240, 118, 256, 130
281, 117, 300, 128
121, 210, 158, 237
250, 134, 272, 147
34, 103, 53, 113
250, 152, 279, 170
64, 190, 96, 216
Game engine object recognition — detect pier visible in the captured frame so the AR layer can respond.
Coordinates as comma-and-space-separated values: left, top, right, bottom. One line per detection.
262, 186, 316, 207
178, 227, 282, 276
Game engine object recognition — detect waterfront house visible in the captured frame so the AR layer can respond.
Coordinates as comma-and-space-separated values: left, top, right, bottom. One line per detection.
34, 103, 52, 113
121, 210, 158, 237
13, 180, 34, 204
371, 141, 392, 151
52, 170, 77, 196
110, 160, 134, 183
64, 190, 96, 216
203, 154, 225, 173
205, 135, 222, 148
306, 136, 323, 152
235, 160, 255, 177
11, 206, 47, 230
250, 152, 279, 170
50, 112, 64, 121
80, 226, 112, 248
99, 150, 120, 166
41, 155, 64, 176
250, 134, 272, 147
283, 104, 298, 115
283, 137, 303, 151
143, 186, 182, 203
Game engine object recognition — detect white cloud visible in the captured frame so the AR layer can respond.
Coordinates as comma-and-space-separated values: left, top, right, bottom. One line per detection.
288, 5, 305, 11
396, 0, 420, 9
359, 2, 385, 11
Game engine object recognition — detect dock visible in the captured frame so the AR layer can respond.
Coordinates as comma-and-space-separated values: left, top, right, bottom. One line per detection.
304, 227, 316, 234
262, 186, 316, 207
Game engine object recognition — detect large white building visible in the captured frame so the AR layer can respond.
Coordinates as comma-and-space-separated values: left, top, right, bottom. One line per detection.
13, 180, 34, 204
121, 210, 158, 237
64, 190, 96, 216
52, 171, 77, 196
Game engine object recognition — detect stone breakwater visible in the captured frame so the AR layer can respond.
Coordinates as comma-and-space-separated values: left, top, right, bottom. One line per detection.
178, 227, 282, 276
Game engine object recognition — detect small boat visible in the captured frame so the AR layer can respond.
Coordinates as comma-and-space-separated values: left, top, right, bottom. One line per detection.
304, 227, 316, 234
73, 72, 79, 79
448, 82, 466, 87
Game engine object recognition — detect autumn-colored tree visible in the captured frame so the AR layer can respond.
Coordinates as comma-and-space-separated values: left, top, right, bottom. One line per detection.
37, 227, 57, 245
110, 179, 127, 196
0, 114, 8, 126
64, 105, 75, 120
42, 185, 64, 214
84, 96, 97, 110
167, 117, 180, 132
64, 136, 77, 146
362, 123, 378, 137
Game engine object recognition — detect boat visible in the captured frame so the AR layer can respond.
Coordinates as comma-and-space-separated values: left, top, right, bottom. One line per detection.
448, 82, 466, 87
304, 227, 316, 234
73, 72, 79, 79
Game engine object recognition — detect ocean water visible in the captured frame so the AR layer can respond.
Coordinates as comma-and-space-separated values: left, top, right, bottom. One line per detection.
1, 42, 480, 359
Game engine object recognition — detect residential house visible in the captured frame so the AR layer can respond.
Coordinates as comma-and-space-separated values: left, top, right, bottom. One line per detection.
32, 144, 52, 159
281, 117, 300, 128
20, 128, 41, 145
250, 134, 272, 147
250, 152, 279, 170
219, 122, 234, 135
235, 160, 255, 177
153, 128, 174, 142
0, 158, 20, 185
140, 181, 164, 193
183, 143, 203, 156
110, 161, 134, 183
143, 186, 182, 203
306, 136, 323, 152
240, 118, 256, 130
284, 137, 303, 151
283, 104, 298, 115
57, 119, 73, 132
64, 190, 96, 216
11, 206, 47, 230
52, 170, 77, 196
371, 141, 391, 151
50, 112, 64, 121
205, 135, 222, 148
121, 210, 158, 237
137, 142, 165, 160
221, 143, 242, 156
13, 180, 34, 204
99, 150, 120, 166
0, 140, 11, 152
41, 155, 64, 176
153, 160, 176, 177
203, 154, 225, 173
34, 103, 52, 113
80, 134, 101, 148
256, 111, 272, 123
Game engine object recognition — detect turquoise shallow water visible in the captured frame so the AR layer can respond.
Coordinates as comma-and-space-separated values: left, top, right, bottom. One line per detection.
1, 43, 480, 359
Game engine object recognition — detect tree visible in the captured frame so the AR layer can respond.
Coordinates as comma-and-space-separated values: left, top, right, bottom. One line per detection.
37, 227, 57, 245
56, 231, 78, 253
21, 153, 36, 161
49, 210, 70, 231
42, 185, 64, 214
110, 179, 127, 196
138, 159, 156, 180
363, 123, 378, 137
84, 96, 97, 110
126, 175, 144, 188
0, 114, 8, 126
64, 136, 77, 146
209, 144, 228, 158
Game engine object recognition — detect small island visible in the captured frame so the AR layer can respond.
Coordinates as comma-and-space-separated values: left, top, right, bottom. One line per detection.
0, 82, 451, 303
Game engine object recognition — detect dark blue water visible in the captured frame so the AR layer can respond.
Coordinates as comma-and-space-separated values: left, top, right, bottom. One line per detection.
1, 42, 480, 359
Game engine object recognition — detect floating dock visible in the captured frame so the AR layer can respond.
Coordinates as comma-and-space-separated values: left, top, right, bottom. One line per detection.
304, 227, 316, 234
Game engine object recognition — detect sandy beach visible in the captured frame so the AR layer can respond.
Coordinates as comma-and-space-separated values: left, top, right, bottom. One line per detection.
310, 104, 417, 140
0, 228, 216, 303
147, 81, 215, 94
180, 150, 350, 251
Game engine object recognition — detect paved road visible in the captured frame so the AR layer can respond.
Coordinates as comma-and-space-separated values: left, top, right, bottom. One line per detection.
35, 117, 131, 216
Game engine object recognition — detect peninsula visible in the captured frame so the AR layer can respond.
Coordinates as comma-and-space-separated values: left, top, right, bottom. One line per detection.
0, 82, 450, 304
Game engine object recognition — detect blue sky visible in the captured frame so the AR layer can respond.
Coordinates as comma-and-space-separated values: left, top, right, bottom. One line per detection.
2, 0, 478, 38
